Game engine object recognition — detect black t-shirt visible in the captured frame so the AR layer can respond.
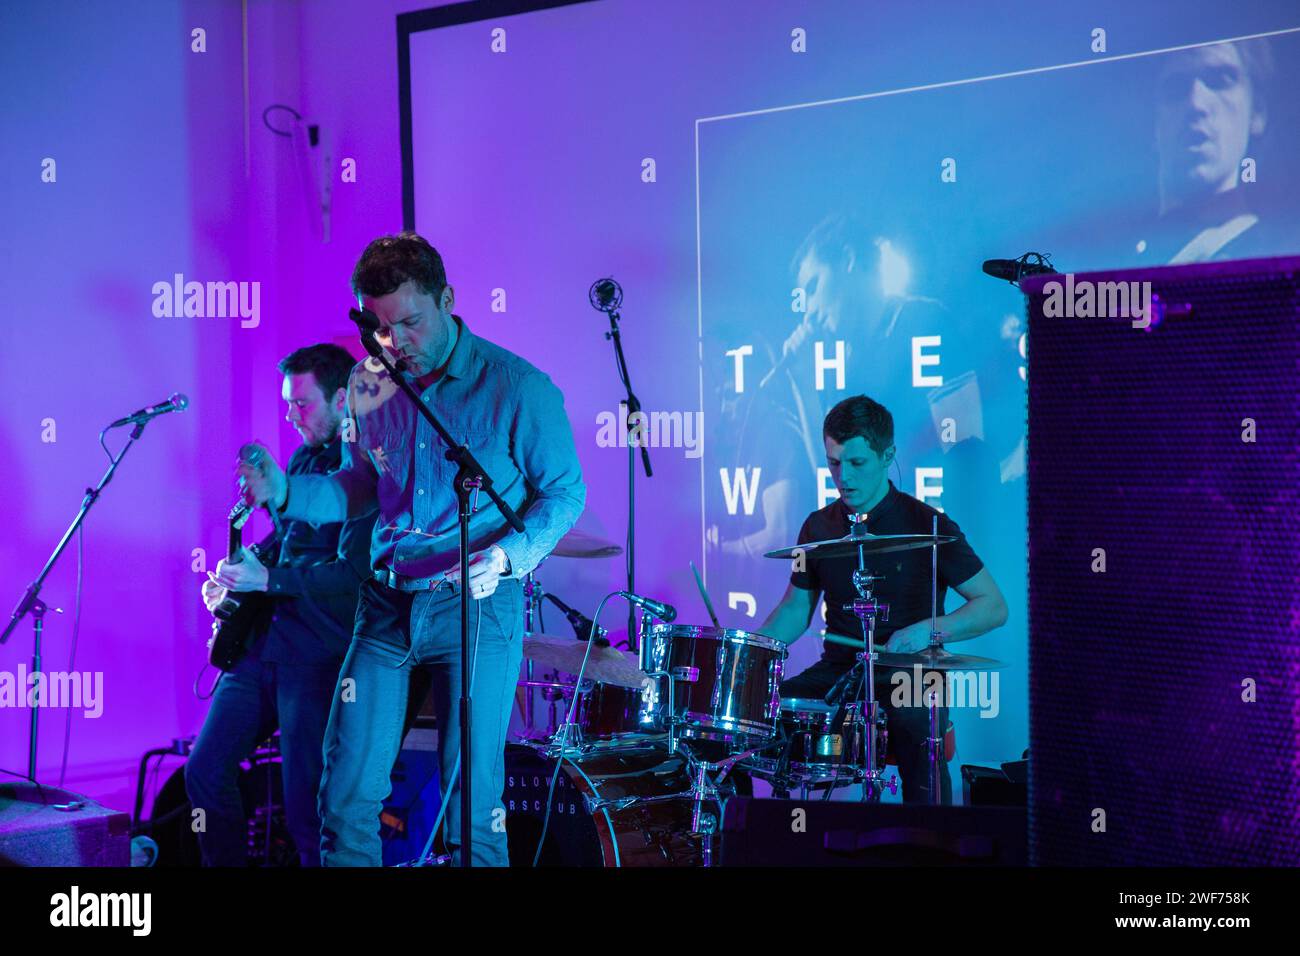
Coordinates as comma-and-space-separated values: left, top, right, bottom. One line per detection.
790, 482, 985, 664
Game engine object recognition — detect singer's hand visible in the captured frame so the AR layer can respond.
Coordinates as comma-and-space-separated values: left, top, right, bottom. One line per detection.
444, 545, 510, 600
237, 442, 287, 511
780, 315, 816, 359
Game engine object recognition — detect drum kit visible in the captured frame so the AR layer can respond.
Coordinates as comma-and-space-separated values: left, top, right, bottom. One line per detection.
506, 519, 1004, 866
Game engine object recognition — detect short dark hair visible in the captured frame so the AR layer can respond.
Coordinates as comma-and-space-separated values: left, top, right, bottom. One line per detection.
823, 395, 894, 456
277, 343, 356, 399
791, 212, 874, 276
351, 231, 448, 300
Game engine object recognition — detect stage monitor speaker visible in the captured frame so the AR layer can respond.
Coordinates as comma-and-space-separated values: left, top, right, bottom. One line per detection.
1022, 255, 1300, 865
0, 782, 131, 867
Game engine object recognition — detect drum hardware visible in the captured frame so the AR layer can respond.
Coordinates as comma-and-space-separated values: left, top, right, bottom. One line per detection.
522, 572, 543, 733
925, 514, 943, 805
637, 623, 789, 865
841, 512, 892, 803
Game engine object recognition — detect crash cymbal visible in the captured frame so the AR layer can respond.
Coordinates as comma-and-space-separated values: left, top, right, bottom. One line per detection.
764, 532, 955, 561
552, 528, 624, 559
522, 634, 649, 689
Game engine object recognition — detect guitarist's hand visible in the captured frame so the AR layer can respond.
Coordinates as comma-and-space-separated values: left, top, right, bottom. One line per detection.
202, 576, 228, 613
214, 547, 270, 593
237, 442, 287, 511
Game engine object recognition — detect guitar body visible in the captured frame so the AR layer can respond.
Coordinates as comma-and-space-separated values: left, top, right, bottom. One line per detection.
209, 569, 271, 672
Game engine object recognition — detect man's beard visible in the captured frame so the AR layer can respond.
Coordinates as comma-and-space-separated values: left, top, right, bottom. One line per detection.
305, 418, 343, 448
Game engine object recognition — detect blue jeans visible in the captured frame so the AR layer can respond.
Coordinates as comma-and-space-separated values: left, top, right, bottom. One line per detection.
184, 648, 341, 866
318, 577, 523, 866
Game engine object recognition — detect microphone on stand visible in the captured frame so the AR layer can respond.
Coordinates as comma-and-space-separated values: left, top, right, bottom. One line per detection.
348, 307, 406, 372
543, 592, 610, 646
619, 591, 677, 624
108, 393, 189, 428
589, 277, 622, 314
981, 252, 1057, 287
824, 657, 865, 706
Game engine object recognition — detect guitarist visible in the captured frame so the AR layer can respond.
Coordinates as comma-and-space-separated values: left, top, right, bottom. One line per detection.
186, 343, 375, 867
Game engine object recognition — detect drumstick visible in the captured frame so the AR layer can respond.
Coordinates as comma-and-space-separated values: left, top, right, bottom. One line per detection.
689, 561, 720, 628
824, 632, 867, 649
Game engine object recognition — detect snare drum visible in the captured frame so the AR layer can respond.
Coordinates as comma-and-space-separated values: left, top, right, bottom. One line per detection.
639, 625, 787, 745
744, 697, 888, 787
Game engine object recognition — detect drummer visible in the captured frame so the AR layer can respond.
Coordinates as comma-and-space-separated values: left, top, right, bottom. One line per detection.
760, 395, 1008, 804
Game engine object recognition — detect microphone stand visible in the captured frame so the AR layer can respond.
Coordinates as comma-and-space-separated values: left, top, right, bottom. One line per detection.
1, 420, 153, 782
349, 313, 525, 868
595, 289, 652, 651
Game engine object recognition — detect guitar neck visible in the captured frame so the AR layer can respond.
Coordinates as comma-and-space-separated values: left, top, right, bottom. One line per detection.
228, 520, 243, 563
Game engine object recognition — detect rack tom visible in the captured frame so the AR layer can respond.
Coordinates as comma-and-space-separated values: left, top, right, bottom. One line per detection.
639, 624, 786, 745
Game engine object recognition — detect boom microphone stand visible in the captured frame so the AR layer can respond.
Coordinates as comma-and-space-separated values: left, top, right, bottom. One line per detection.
2, 402, 185, 781
349, 309, 525, 868
589, 279, 652, 651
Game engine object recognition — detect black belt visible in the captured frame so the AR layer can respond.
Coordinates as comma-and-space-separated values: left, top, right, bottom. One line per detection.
374, 567, 451, 593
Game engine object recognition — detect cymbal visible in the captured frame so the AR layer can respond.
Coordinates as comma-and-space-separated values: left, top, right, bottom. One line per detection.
823, 633, 1004, 670
874, 647, 1005, 672
764, 532, 955, 561
522, 634, 649, 689
552, 529, 623, 559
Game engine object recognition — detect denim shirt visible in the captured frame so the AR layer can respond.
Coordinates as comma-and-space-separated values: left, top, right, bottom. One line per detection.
281, 316, 586, 580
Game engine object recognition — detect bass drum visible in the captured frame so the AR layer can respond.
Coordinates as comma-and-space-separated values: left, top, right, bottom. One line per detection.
503, 743, 702, 867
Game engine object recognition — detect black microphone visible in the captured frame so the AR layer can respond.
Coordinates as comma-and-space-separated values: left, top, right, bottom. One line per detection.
543, 592, 610, 646
348, 307, 406, 371
619, 591, 677, 623
982, 253, 1057, 286
588, 277, 622, 314
824, 658, 865, 706
758, 317, 816, 389
109, 393, 189, 428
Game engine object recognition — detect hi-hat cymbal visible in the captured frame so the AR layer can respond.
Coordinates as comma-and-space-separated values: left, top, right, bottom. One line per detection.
552, 529, 623, 559
874, 647, 1005, 672
522, 634, 648, 689
764, 532, 955, 561
823, 633, 1004, 671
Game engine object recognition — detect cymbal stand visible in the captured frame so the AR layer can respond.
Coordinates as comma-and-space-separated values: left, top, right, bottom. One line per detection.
925, 514, 945, 805
841, 512, 891, 802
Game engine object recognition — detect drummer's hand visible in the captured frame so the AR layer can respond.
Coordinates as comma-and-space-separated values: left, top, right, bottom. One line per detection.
883, 623, 939, 655
444, 545, 510, 600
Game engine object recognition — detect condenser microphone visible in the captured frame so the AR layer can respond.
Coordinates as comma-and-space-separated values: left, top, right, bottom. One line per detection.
589, 277, 622, 314
982, 253, 1057, 286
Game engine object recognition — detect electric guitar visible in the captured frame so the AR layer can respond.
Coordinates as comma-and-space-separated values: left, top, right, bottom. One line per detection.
207, 498, 273, 672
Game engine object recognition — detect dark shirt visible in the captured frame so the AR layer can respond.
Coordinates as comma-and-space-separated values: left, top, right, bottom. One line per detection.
254, 438, 375, 665
789, 482, 984, 665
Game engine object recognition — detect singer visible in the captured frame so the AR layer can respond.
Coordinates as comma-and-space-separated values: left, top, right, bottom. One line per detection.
238, 232, 586, 866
